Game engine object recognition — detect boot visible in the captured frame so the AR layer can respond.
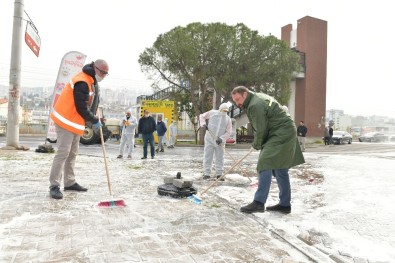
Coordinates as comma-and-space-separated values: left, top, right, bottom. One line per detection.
159, 149, 164, 152
50, 186, 63, 199
216, 175, 224, 181
266, 204, 291, 214
240, 200, 265, 213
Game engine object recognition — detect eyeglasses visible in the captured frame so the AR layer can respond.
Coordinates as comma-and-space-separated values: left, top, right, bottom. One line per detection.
95, 66, 109, 76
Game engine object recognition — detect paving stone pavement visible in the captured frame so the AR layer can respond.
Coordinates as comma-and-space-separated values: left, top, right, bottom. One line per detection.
0, 143, 393, 262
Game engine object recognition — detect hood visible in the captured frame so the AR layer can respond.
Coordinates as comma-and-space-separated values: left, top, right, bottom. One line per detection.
82, 62, 96, 84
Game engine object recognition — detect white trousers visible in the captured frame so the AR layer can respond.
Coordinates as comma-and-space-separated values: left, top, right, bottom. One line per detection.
119, 133, 135, 156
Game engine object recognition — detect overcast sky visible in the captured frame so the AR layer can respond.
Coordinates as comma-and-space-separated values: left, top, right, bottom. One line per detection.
0, 0, 393, 118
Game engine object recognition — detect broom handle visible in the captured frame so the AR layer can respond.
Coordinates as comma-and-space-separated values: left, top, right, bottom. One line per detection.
201, 148, 254, 195
223, 146, 252, 182
207, 128, 251, 176
98, 111, 113, 197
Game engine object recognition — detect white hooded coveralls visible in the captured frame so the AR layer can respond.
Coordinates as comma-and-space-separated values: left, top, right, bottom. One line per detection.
199, 109, 232, 176
119, 115, 137, 156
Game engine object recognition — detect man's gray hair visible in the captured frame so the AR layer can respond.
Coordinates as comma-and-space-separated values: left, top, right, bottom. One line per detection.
231, 86, 249, 95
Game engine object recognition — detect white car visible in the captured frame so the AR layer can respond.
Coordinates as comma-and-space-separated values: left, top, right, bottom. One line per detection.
331, 131, 352, 145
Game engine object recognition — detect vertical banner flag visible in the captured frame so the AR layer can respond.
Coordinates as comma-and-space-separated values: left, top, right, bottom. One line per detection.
46, 51, 87, 141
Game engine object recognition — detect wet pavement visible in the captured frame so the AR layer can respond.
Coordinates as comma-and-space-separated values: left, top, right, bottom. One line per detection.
0, 139, 394, 262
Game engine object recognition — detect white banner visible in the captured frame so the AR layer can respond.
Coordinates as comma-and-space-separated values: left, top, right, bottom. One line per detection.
46, 51, 87, 140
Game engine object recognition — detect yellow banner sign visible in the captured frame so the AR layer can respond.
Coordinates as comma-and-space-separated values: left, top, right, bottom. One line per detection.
141, 100, 174, 108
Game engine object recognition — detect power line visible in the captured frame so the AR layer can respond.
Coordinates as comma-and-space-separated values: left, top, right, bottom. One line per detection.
0, 62, 153, 90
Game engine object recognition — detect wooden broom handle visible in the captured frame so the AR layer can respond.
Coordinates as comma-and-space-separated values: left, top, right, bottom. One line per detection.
201, 148, 254, 195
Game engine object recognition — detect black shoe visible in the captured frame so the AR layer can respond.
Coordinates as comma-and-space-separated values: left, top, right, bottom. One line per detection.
151, 156, 155, 159
203, 175, 211, 180
216, 175, 225, 181
240, 201, 265, 213
266, 204, 291, 214
117, 155, 123, 159
141, 157, 147, 159
64, 183, 88, 192
159, 149, 164, 152
155, 149, 159, 153
50, 186, 63, 199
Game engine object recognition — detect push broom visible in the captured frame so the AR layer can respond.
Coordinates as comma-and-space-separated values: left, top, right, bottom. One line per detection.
96, 112, 126, 207
188, 148, 254, 204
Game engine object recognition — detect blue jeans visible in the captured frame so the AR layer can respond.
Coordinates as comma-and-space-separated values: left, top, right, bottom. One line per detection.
142, 133, 155, 158
254, 169, 291, 206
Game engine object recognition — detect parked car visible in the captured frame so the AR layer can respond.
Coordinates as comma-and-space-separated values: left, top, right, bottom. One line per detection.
331, 131, 352, 145
358, 132, 388, 143
47, 107, 113, 145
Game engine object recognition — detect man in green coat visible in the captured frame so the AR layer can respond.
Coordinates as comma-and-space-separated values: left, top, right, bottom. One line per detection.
231, 86, 305, 214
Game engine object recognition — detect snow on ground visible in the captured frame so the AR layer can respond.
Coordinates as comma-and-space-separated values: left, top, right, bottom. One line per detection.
211, 153, 395, 262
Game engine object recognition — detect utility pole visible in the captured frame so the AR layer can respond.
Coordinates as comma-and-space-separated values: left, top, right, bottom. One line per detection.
6, 0, 24, 148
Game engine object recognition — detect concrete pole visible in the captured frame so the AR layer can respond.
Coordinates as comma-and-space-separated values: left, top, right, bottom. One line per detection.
6, 0, 24, 148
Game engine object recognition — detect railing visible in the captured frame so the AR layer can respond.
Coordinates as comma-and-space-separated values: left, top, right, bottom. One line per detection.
291, 48, 306, 78
136, 85, 190, 104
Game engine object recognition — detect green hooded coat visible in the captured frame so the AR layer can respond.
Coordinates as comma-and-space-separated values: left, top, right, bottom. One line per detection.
243, 91, 305, 171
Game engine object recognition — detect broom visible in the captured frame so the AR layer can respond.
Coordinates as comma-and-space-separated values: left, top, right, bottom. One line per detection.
188, 148, 254, 204
96, 112, 126, 207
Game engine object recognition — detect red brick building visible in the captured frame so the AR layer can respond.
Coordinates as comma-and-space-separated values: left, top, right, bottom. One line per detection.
281, 16, 327, 137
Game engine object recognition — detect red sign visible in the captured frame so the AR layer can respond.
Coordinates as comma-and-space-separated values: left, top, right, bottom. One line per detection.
25, 22, 41, 57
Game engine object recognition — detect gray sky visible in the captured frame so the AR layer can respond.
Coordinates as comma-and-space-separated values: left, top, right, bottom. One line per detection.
1, 0, 394, 118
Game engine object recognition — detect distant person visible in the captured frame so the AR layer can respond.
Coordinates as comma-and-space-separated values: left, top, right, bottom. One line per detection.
117, 110, 137, 159
168, 120, 178, 148
231, 86, 305, 214
48, 59, 109, 199
329, 126, 334, 145
324, 126, 330, 145
297, 121, 308, 152
162, 118, 169, 146
138, 110, 156, 159
199, 103, 232, 181
155, 115, 167, 153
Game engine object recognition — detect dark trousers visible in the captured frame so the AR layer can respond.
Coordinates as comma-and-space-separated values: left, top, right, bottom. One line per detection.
324, 136, 330, 145
142, 133, 155, 157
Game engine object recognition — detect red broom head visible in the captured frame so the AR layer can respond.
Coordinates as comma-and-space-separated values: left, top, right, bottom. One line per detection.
97, 199, 126, 207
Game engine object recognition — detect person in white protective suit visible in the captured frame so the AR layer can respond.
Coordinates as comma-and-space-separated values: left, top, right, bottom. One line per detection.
162, 118, 169, 146
199, 103, 233, 181
117, 110, 138, 159
168, 120, 178, 148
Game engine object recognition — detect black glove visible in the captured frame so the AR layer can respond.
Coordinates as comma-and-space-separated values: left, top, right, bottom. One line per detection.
92, 120, 102, 129
202, 124, 208, 130
216, 138, 223, 145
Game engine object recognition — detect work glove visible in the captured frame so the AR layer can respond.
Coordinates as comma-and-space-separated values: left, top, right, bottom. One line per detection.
216, 138, 223, 145
92, 120, 102, 129
202, 124, 208, 130
251, 144, 262, 151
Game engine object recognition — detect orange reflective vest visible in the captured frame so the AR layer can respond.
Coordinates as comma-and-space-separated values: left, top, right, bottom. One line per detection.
51, 72, 95, 135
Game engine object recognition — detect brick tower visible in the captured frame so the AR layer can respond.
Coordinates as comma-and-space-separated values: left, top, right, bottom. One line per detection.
281, 16, 327, 137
